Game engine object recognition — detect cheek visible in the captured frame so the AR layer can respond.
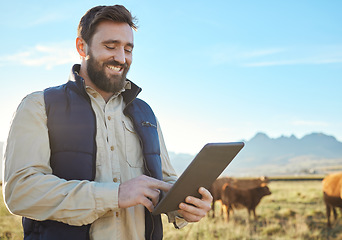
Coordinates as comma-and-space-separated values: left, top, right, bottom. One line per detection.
90, 47, 112, 60
126, 56, 133, 66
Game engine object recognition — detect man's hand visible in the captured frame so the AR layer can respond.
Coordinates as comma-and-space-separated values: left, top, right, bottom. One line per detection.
118, 175, 172, 212
177, 187, 213, 222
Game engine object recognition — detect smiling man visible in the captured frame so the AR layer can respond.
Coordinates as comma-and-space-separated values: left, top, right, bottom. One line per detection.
3, 5, 212, 240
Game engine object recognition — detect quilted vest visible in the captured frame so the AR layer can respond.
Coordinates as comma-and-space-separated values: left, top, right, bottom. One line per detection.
22, 65, 163, 240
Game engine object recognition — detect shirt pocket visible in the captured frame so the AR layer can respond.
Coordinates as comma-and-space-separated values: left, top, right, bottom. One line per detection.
122, 118, 143, 168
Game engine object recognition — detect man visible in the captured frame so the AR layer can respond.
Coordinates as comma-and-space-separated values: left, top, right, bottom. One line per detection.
3, 5, 212, 240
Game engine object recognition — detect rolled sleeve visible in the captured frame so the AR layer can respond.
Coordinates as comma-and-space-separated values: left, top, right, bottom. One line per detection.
167, 211, 188, 229
94, 182, 119, 211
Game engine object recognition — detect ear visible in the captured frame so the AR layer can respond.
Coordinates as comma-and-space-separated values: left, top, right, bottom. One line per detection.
76, 37, 87, 58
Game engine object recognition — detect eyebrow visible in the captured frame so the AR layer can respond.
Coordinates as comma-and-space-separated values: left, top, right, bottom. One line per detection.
102, 40, 134, 48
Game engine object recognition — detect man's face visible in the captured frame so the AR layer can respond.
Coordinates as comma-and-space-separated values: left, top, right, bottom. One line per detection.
85, 21, 134, 94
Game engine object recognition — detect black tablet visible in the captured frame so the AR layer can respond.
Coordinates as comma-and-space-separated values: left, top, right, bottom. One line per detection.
152, 142, 244, 215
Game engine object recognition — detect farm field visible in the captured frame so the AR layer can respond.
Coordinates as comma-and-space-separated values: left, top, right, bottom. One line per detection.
1, 180, 342, 239
162, 180, 342, 240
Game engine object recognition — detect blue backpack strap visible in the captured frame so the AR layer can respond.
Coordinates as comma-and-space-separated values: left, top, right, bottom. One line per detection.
125, 98, 163, 240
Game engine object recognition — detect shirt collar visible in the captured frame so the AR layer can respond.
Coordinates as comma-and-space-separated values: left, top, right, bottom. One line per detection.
85, 81, 131, 101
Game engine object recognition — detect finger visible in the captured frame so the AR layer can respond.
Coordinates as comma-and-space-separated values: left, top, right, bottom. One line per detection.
178, 194, 212, 221
146, 177, 173, 192
144, 188, 160, 207
177, 209, 202, 223
155, 180, 173, 192
185, 193, 211, 212
199, 187, 213, 202
179, 198, 206, 217
140, 196, 154, 212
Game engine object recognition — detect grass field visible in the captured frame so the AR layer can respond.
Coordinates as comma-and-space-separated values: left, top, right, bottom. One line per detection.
162, 180, 342, 240
2, 181, 342, 239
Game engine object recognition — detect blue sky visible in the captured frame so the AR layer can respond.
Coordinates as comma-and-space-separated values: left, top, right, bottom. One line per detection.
0, 0, 341, 154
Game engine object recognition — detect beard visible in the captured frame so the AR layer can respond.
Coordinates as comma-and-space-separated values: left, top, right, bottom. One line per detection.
86, 51, 130, 94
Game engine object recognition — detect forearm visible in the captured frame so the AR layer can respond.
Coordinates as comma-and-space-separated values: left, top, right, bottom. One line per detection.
4, 166, 119, 226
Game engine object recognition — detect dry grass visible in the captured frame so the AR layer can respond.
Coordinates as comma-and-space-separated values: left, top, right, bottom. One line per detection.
0, 187, 23, 240
162, 181, 342, 240
2, 181, 342, 239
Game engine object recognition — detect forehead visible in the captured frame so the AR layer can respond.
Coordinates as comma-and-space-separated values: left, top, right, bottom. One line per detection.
91, 20, 134, 44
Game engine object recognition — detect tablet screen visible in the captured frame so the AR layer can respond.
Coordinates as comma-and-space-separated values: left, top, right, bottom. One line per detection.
152, 142, 244, 215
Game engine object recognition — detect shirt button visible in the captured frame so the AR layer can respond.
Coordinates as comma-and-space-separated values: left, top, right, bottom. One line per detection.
113, 178, 118, 183
107, 116, 111, 121
116, 212, 119, 217
110, 146, 114, 151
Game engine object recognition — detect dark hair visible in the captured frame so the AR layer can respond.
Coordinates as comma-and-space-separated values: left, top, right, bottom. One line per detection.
77, 5, 138, 44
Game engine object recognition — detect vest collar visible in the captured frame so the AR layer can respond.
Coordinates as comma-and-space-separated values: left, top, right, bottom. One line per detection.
68, 64, 142, 106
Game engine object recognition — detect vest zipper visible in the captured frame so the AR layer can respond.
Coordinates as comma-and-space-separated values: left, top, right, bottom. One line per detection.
125, 114, 155, 240
149, 211, 155, 240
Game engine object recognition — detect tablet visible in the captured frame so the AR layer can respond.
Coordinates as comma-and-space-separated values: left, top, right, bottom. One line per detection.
152, 142, 244, 215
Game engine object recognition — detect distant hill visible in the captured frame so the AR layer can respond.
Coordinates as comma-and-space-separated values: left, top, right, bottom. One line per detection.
169, 132, 342, 177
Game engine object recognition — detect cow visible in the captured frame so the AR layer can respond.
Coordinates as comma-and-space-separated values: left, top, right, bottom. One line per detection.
209, 177, 234, 217
208, 176, 269, 217
322, 172, 342, 228
221, 183, 271, 221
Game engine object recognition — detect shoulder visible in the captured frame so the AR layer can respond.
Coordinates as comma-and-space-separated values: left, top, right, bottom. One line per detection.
133, 98, 149, 105
132, 98, 154, 112
19, 91, 45, 109
14, 91, 46, 123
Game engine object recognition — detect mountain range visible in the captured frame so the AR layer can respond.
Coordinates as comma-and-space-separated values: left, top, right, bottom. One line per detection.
1, 132, 342, 179
169, 132, 342, 177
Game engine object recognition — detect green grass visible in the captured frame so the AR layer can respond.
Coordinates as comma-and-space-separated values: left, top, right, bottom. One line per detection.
2, 181, 342, 239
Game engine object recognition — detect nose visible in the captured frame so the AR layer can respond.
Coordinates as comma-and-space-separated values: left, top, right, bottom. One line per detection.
114, 47, 126, 64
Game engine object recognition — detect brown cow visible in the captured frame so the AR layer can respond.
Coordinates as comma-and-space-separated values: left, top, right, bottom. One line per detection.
221, 183, 271, 221
322, 172, 342, 227
209, 177, 234, 217
209, 176, 269, 217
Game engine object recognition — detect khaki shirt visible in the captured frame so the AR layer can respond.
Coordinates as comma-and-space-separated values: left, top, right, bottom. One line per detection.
3, 84, 184, 240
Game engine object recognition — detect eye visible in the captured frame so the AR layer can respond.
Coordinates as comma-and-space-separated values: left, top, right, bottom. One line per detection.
125, 48, 133, 53
105, 45, 115, 50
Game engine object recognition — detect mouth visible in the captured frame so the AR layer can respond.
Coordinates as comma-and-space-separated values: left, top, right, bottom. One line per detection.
106, 64, 123, 74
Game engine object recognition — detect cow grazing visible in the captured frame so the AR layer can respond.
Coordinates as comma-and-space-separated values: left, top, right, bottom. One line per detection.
209, 176, 269, 218
221, 183, 271, 221
322, 172, 342, 227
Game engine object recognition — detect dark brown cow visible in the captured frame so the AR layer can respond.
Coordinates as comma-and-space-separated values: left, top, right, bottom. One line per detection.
209, 177, 234, 217
221, 183, 271, 221
322, 172, 342, 227
209, 176, 269, 217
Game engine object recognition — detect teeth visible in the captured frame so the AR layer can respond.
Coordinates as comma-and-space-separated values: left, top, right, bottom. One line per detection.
107, 65, 121, 72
